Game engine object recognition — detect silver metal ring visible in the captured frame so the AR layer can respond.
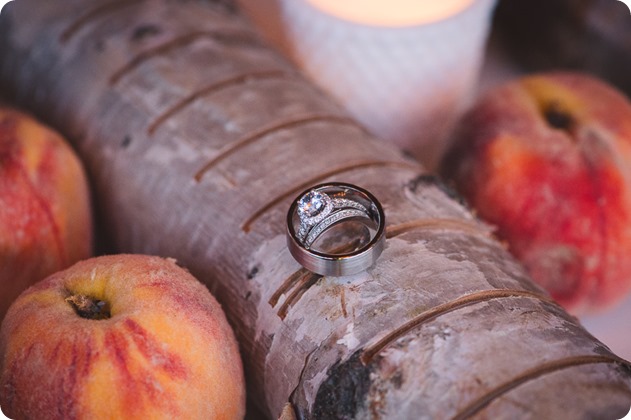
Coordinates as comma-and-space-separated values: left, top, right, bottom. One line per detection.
287, 182, 386, 276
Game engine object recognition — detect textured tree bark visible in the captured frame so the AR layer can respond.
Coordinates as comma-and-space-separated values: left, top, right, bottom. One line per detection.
1, 1, 630, 418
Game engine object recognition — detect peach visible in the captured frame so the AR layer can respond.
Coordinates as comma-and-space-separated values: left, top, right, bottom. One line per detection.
441, 72, 631, 314
0, 106, 92, 320
0, 254, 246, 419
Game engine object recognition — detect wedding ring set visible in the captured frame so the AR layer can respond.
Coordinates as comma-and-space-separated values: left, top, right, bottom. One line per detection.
286, 182, 385, 276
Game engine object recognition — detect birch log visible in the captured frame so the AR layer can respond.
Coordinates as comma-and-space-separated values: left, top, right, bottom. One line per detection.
1, 1, 630, 418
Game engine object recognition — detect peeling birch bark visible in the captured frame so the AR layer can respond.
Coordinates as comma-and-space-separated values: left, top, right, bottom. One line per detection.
0, 1, 630, 418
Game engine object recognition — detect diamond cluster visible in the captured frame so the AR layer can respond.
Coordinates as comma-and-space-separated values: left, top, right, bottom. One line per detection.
298, 190, 333, 225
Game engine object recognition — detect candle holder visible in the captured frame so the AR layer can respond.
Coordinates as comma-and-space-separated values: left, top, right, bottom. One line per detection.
238, 0, 498, 170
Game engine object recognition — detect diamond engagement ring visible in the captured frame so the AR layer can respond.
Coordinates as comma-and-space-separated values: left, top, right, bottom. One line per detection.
286, 182, 386, 276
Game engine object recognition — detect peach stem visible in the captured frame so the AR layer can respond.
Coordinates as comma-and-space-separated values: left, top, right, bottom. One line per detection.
66, 294, 111, 320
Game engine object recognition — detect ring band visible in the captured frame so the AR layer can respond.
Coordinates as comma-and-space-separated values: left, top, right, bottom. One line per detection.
286, 182, 386, 276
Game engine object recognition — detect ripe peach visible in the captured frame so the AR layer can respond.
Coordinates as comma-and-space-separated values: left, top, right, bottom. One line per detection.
0, 254, 246, 419
441, 72, 631, 314
0, 106, 92, 320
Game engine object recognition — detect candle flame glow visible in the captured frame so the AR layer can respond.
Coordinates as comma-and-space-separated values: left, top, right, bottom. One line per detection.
306, 0, 475, 26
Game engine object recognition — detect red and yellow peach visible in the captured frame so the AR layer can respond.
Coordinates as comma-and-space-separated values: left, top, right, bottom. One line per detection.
0, 106, 92, 320
0, 254, 246, 419
441, 72, 631, 313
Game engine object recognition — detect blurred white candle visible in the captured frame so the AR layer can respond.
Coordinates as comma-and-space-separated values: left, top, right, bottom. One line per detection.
238, 0, 497, 170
